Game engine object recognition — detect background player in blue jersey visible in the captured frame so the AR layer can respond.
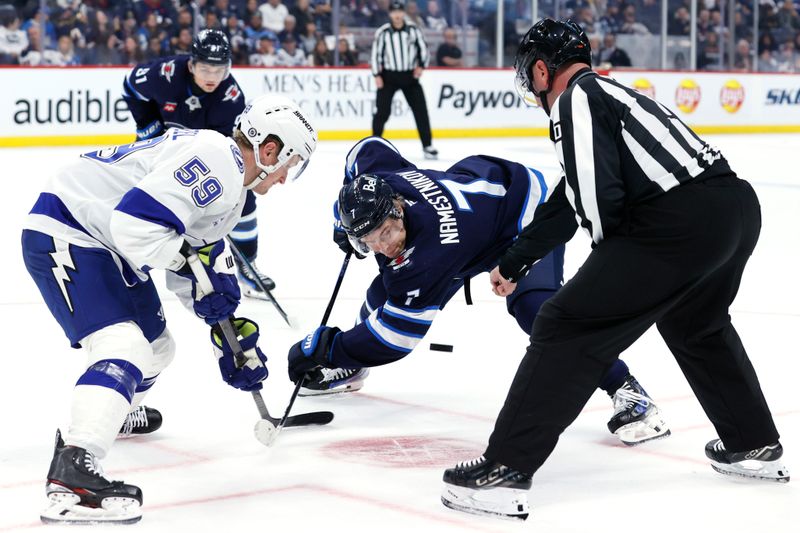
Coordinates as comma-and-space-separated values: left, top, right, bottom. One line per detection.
21, 96, 317, 524
122, 29, 275, 300
287, 136, 670, 446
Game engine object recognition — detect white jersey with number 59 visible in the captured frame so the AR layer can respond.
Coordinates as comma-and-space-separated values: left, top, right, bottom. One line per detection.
24, 128, 247, 285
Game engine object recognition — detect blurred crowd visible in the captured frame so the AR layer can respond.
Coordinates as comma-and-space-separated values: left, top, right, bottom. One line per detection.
0, 0, 797, 71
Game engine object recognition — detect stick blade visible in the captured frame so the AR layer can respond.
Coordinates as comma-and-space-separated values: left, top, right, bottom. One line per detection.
283, 411, 335, 427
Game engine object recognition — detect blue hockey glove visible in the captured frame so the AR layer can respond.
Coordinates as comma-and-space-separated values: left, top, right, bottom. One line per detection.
136, 120, 164, 140
211, 318, 268, 391
180, 240, 241, 325
287, 326, 341, 383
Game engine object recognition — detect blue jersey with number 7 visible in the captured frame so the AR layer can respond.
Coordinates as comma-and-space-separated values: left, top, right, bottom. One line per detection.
328, 137, 559, 368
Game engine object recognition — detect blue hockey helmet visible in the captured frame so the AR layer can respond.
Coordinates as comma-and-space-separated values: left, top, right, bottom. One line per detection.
192, 29, 232, 66
514, 19, 591, 110
338, 174, 402, 254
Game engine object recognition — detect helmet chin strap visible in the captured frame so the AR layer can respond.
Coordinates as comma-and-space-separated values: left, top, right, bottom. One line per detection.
533, 66, 556, 116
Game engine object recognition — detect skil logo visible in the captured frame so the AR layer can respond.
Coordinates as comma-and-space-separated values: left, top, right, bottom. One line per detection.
160, 60, 176, 83
223, 84, 241, 103
720, 80, 745, 113
293, 110, 314, 132
632, 78, 656, 100
765, 88, 800, 105
675, 79, 701, 113
163, 102, 177, 113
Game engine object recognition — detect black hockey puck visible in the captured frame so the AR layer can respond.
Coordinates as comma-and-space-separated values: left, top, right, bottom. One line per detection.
429, 343, 454, 352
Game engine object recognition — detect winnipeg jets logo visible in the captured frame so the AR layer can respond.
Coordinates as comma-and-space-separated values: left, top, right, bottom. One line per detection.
160, 60, 176, 83
163, 101, 177, 113
50, 243, 76, 313
390, 246, 415, 271
185, 95, 202, 111
223, 84, 242, 103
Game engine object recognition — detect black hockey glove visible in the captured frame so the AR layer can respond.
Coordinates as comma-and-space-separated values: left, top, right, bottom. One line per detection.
333, 226, 366, 259
287, 326, 341, 383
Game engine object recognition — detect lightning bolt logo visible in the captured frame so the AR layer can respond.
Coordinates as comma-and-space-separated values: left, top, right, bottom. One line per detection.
50, 243, 76, 313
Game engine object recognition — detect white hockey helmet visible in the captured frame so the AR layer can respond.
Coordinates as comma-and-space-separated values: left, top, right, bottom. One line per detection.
235, 95, 318, 187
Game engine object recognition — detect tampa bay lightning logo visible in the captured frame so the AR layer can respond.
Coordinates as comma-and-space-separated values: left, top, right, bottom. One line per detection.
230, 144, 244, 174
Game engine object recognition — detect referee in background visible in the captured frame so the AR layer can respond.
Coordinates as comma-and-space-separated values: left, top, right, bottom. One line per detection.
370, 0, 438, 159
441, 18, 787, 520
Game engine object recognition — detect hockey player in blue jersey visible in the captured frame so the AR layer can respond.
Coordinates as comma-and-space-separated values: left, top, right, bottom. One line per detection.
122, 29, 275, 300
288, 136, 669, 446
21, 95, 317, 524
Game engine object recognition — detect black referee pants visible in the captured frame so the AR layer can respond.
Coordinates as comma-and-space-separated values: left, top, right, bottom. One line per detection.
372, 71, 433, 148
485, 175, 780, 475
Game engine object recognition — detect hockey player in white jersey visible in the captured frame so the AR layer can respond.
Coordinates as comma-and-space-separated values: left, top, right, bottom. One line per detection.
21, 95, 317, 524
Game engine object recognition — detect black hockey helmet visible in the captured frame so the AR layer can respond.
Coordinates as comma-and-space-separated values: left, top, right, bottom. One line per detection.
514, 19, 591, 110
191, 29, 232, 65
338, 174, 402, 253
389, 0, 405, 11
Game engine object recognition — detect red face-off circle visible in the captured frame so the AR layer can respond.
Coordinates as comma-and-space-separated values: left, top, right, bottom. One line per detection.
321, 436, 484, 468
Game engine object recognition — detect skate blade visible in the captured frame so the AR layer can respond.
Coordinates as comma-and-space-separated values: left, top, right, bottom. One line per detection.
710, 461, 790, 483
440, 485, 529, 521
242, 287, 273, 301
41, 496, 142, 525
298, 380, 365, 397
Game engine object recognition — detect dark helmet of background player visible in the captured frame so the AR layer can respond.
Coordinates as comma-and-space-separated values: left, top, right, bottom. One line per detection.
338, 174, 402, 254
191, 29, 232, 66
514, 19, 591, 114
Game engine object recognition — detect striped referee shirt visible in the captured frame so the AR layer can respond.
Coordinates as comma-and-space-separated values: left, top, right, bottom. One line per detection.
370, 22, 430, 76
499, 68, 734, 280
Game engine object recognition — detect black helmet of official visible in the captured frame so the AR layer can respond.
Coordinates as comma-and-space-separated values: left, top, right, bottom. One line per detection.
338, 174, 401, 240
514, 19, 591, 109
192, 29, 232, 65
389, 0, 405, 11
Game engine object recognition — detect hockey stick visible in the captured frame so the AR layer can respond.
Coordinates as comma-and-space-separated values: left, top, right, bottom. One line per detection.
226, 237, 292, 327
182, 243, 333, 446
274, 251, 353, 437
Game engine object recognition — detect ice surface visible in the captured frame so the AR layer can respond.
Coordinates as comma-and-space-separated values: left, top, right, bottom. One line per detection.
0, 135, 797, 532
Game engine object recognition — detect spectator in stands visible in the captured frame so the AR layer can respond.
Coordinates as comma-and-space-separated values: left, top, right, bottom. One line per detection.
669, 5, 691, 35
619, 4, 650, 35
758, 31, 778, 54
136, 0, 176, 30
573, 5, 596, 35
291, 0, 315, 30
597, 1, 621, 36
436, 27, 463, 66
225, 13, 248, 64
208, 0, 238, 28
698, 30, 722, 69
172, 7, 194, 39
137, 12, 166, 52
88, 32, 123, 65
637, 0, 661, 33
777, 0, 800, 31
276, 34, 307, 65
22, 7, 57, 51
119, 35, 144, 65
311, 37, 333, 65
48, 33, 81, 65
204, 10, 223, 30
249, 34, 277, 65
588, 34, 601, 65
733, 38, 753, 70
0, 9, 29, 64
259, 0, 289, 34
245, 12, 278, 52
758, 48, 779, 71
243, 0, 261, 23
338, 36, 359, 65
425, 0, 447, 32
279, 14, 298, 42
370, 0, 391, 27
710, 10, 730, 40
776, 39, 796, 71
406, 0, 425, 27
696, 8, 712, 38
312, 0, 333, 34
144, 34, 165, 60
299, 21, 318, 54
598, 32, 631, 66
172, 26, 193, 55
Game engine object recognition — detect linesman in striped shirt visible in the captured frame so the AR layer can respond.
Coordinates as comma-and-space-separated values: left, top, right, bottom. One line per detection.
442, 19, 787, 520
370, 0, 438, 159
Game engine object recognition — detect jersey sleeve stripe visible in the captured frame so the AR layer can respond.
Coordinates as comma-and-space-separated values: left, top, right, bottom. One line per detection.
364, 319, 416, 353
114, 187, 187, 235
383, 301, 439, 322
381, 306, 434, 325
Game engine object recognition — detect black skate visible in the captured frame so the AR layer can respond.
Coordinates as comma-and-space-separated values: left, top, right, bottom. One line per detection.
441, 455, 532, 520
607, 375, 670, 445
298, 367, 369, 397
423, 146, 439, 160
41, 430, 143, 524
705, 439, 790, 482
118, 405, 162, 438
235, 254, 276, 299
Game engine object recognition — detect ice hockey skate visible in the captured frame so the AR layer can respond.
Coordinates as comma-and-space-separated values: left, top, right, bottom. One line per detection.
607, 375, 670, 445
40, 430, 143, 525
423, 146, 439, 160
235, 255, 276, 299
299, 367, 369, 396
118, 406, 162, 438
441, 455, 532, 520
706, 439, 789, 482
